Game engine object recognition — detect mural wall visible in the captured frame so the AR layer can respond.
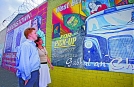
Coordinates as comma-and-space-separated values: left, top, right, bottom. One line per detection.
52, 0, 134, 73
0, 28, 6, 65
52, 0, 86, 68
2, 2, 48, 73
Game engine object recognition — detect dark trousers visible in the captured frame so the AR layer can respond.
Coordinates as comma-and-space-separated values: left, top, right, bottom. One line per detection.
19, 70, 39, 87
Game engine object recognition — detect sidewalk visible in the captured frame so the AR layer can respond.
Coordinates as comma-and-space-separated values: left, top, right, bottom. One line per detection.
0, 66, 18, 87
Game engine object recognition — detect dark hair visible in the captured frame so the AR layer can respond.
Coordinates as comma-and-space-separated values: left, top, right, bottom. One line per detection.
34, 37, 41, 47
24, 27, 35, 39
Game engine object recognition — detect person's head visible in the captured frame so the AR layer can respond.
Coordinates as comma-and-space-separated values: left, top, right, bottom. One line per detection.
31, 16, 42, 30
88, 2, 96, 10
34, 37, 43, 47
24, 27, 37, 41
88, 1, 101, 10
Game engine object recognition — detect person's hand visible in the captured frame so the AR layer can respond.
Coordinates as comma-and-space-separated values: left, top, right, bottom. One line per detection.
50, 64, 54, 70
25, 80, 28, 85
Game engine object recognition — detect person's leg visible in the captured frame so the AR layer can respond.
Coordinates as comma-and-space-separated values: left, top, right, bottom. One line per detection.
25, 70, 39, 87
19, 78, 25, 87
33, 70, 39, 87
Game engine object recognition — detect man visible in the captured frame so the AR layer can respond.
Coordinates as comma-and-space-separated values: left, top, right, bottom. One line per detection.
16, 27, 40, 87
88, 1, 107, 15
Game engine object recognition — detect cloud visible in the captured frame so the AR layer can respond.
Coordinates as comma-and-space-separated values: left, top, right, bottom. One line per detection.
0, 0, 46, 31
0, 0, 23, 23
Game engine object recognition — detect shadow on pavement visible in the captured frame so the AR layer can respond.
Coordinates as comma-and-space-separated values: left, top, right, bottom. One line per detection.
0, 66, 18, 87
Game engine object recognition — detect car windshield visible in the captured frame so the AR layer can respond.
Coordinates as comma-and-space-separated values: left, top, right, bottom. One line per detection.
86, 6, 134, 32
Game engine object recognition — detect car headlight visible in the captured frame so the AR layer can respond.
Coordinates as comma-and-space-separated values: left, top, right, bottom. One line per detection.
85, 40, 93, 49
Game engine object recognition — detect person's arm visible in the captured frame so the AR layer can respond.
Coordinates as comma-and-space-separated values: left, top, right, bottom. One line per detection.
19, 44, 31, 82
47, 56, 54, 70
44, 47, 54, 70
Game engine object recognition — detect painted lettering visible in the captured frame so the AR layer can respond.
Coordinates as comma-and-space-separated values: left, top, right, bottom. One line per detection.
71, 0, 81, 6
110, 58, 134, 70
56, 2, 69, 13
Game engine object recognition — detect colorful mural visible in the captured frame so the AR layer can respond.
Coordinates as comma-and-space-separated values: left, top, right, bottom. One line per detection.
83, 0, 134, 73
84, 4, 134, 73
52, 0, 134, 73
2, 2, 48, 73
52, 0, 86, 68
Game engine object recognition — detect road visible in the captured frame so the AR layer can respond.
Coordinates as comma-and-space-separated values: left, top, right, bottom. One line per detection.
0, 66, 18, 87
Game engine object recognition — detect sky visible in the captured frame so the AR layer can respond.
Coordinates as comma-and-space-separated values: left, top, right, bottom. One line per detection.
0, 0, 46, 31
0, 0, 24, 23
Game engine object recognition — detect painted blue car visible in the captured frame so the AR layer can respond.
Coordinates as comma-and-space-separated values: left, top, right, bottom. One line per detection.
83, 4, 134, 72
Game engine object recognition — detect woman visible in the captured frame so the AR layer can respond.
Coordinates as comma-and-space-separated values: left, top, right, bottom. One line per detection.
35, 37, 54, 87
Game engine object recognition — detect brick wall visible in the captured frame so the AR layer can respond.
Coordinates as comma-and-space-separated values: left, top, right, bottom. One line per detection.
46, 0, 133, 87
